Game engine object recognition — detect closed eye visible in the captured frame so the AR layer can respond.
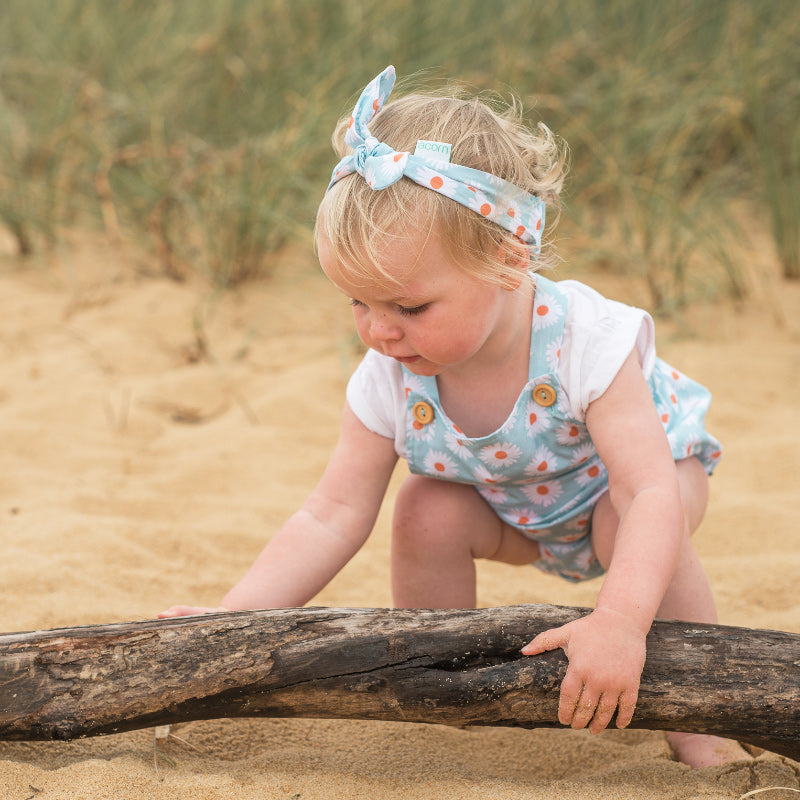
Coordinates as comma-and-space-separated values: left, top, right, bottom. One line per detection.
349, 298, 429, 317
398, 303, 429, 317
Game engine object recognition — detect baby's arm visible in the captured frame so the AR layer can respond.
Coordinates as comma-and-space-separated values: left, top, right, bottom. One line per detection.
160, 402, 398, 616
523, 350, 685, 732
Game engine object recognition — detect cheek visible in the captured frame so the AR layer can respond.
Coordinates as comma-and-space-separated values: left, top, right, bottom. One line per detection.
432, 313, 491, 357
412, 325, 459, 358
353, 311, 372, 344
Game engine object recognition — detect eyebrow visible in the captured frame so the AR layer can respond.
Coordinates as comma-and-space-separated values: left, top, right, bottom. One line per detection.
339, 283, 430, 306
392, 293, 431, 305
355, 294, 431, 307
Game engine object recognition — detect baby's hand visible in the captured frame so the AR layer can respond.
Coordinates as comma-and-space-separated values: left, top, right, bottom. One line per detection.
521, 607, 647, 734
157, 605, 228, 618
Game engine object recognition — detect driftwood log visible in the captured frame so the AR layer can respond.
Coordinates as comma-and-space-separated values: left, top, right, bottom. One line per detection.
1, 605, 798, 760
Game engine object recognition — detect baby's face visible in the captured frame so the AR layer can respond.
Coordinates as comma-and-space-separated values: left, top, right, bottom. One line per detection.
317, 226, 517, 378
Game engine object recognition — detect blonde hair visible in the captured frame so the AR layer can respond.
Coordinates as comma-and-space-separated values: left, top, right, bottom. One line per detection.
315, 81, 568, 288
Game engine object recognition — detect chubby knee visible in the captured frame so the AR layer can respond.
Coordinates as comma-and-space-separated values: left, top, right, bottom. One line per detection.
393, 475, 470, 547
392, 475, 539, 564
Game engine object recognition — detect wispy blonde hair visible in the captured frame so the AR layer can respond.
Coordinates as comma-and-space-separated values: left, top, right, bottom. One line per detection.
315, 80, 568, 288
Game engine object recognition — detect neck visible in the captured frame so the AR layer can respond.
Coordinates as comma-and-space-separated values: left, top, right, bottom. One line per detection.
436, 275, 535, 437
458, 274, 534, 377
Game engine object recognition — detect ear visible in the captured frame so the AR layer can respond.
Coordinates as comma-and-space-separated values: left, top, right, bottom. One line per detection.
498, 236, 531, 290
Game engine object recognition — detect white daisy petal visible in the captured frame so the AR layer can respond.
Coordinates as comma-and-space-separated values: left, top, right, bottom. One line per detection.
423, 450, 459, 478
478, 442, 522, 469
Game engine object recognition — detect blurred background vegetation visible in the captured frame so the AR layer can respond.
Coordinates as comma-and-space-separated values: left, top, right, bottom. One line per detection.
1, 0, 797, 310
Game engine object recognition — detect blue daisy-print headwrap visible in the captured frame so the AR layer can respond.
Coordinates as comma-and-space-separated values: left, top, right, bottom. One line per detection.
327, 66, 546, 251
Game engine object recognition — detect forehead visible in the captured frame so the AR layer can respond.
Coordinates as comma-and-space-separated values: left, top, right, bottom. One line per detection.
317, 223, 439, 295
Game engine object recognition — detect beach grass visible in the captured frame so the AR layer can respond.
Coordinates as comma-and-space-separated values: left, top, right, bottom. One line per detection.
0, 0, 797, 306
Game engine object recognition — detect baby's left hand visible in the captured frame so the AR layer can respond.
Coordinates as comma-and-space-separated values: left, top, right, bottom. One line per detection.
521, 608, 647, 733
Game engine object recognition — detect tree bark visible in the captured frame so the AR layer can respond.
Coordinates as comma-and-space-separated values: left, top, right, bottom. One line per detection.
1, 605, 798, 760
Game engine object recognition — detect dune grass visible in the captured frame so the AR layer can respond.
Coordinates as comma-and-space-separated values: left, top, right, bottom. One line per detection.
0, 0, 797, 306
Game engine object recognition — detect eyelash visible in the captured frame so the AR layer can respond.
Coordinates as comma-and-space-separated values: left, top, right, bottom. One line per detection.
399, 304, 428, 317
349, 299, 429, 317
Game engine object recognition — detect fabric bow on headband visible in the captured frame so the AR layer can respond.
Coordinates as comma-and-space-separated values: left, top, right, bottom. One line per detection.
327, 66, 546, 250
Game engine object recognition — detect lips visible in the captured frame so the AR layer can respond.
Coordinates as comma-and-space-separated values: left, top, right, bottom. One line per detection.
392, 355, 420, 364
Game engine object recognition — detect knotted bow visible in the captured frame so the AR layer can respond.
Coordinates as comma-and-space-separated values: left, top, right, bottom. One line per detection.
327, 66, 546, 250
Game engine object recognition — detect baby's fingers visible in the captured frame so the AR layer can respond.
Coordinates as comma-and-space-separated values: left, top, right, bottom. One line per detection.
557, 667, 587, 726
568, 685, 603, 730
584, 687, 637, 733
588, 692, 621, 734
614, 689, 638, 729
158, 606, 196, 618
520, 625, 570, 656
158, 605, 227, 618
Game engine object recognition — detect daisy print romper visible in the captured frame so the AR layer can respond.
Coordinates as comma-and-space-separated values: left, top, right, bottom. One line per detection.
402, 275, 722, 582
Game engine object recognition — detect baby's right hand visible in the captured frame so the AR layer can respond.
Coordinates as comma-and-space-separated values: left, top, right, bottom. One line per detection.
157, 605, 228, 618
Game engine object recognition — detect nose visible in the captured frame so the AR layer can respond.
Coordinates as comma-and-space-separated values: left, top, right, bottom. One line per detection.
368, 309, 403, 343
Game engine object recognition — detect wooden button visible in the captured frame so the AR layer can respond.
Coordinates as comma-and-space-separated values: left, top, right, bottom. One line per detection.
412, 401, 435, 425
532, 384, 557, 407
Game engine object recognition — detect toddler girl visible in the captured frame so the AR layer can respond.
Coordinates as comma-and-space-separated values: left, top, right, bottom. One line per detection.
161, 66, 749, 768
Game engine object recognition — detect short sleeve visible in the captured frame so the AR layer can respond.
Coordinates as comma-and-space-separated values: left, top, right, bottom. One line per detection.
346, 348, 409, 457
557, 280, 656, 418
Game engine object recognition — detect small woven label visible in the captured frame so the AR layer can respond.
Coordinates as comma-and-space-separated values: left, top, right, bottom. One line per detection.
414, 140, 452, 163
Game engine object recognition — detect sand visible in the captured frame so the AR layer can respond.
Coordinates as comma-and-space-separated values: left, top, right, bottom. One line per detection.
1, 235, 799, 799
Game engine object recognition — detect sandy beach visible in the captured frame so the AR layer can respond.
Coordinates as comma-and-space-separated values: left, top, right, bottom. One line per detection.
1, 235, 798, 799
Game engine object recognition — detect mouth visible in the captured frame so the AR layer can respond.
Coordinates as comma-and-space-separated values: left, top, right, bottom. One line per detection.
391, 355, 421, 364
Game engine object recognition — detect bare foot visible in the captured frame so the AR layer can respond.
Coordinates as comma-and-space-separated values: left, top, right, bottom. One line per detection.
668, 732, 752, 768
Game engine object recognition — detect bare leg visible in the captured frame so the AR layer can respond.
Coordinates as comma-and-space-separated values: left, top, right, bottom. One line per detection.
592, 457, 751, 767
391, 474, 540, 608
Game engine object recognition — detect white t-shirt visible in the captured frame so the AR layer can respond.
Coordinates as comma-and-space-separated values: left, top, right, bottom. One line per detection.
346, 278, 656, 459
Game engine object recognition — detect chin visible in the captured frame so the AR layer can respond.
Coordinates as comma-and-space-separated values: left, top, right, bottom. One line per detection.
403, 362, 444, 377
